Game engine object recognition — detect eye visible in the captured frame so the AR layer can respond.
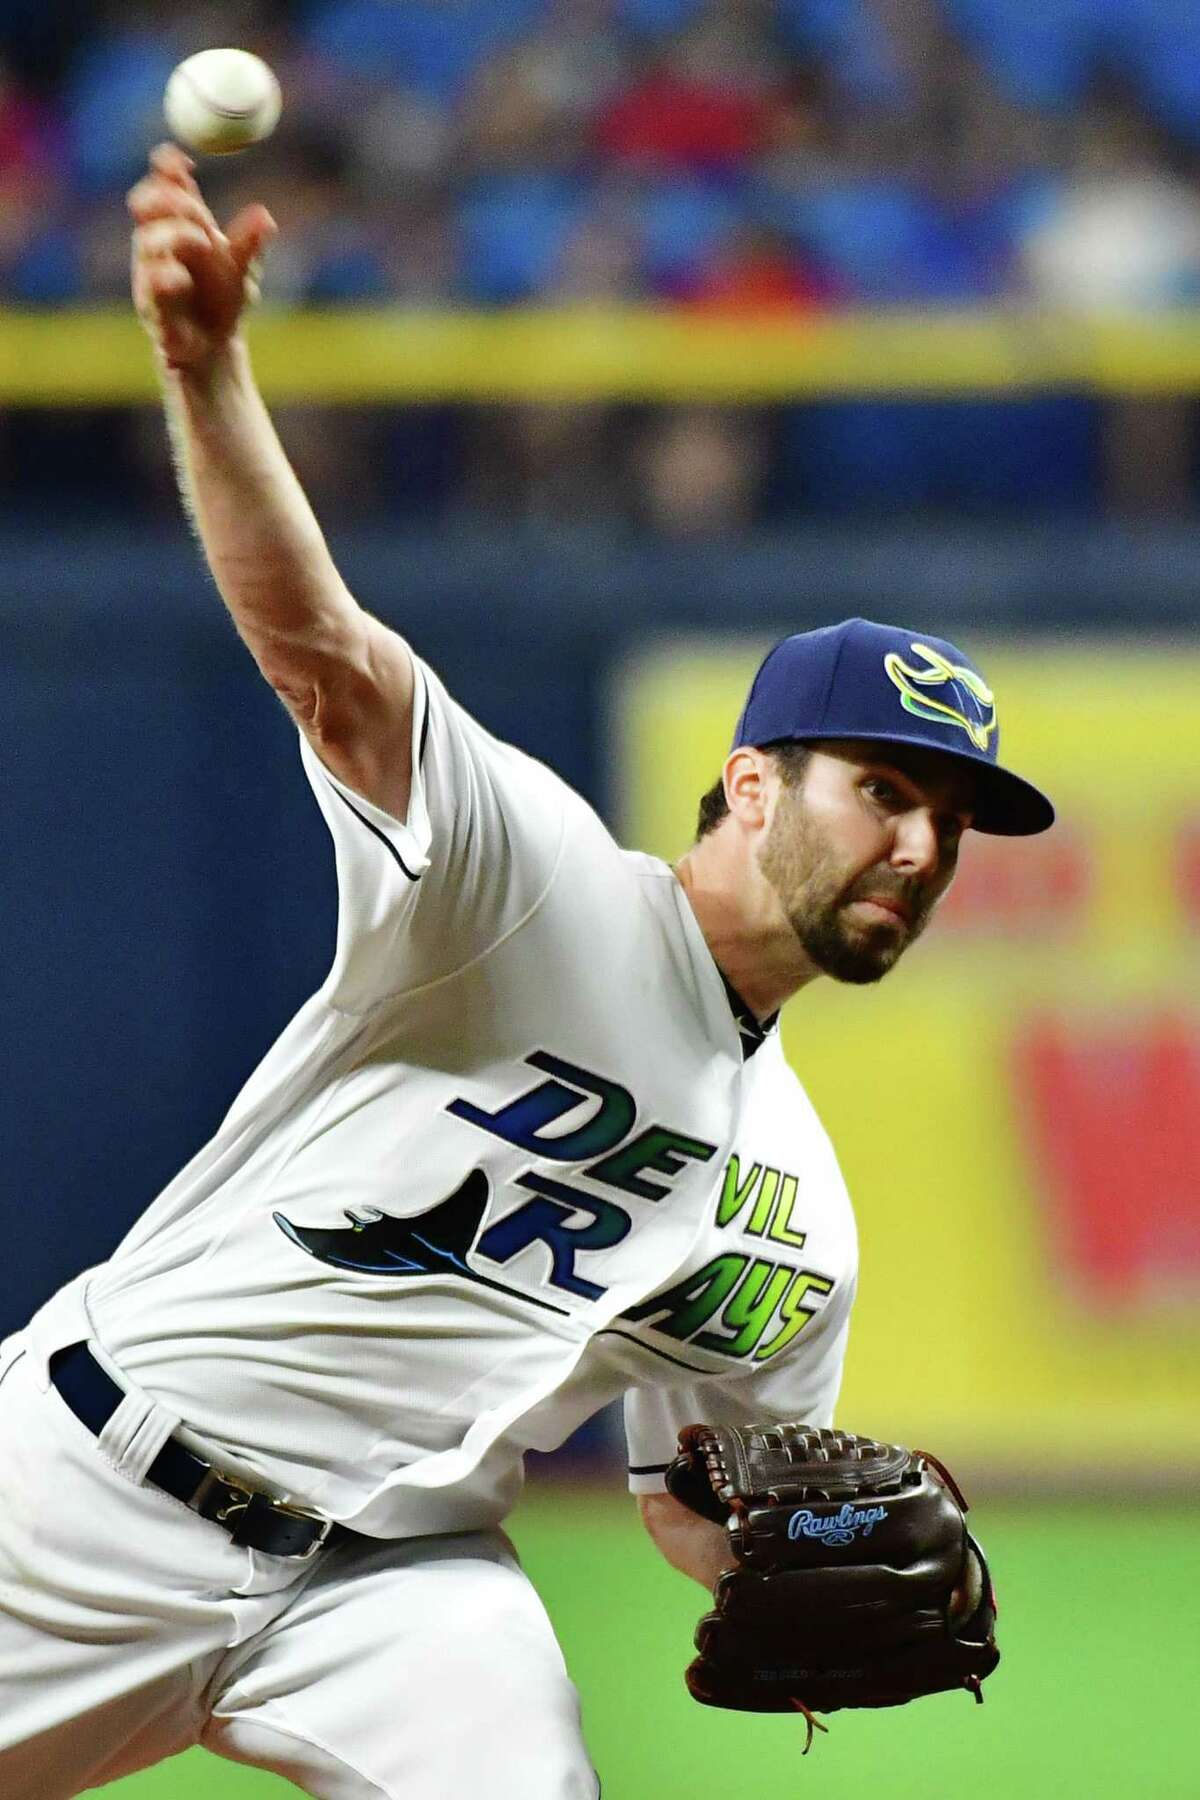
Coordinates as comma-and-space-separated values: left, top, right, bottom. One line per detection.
863, 776, 900, 806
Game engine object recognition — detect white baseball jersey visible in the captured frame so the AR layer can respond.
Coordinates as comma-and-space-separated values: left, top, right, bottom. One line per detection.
31, 655, 857, 1539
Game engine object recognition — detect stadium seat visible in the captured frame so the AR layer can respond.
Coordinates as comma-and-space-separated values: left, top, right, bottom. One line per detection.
305, 240, 392, 302
938, 0, 1096, 108
303, 0, 548, 104
457, 173, 586, 302
617, 0, 705, 37
776, 0, 909, 107
5, 223, 82, 305
635, 178, 744, 294
63, 28, 179, 194
1114, 0, 1200, 144
760, 180, 963, 303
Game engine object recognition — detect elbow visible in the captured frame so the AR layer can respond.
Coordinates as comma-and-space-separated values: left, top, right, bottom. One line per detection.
268, 619, 416, 820
267, 668, 321, 729
258, 614, 376, 741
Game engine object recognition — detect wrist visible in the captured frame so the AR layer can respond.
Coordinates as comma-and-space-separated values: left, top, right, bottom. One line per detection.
160, 334, 251, 400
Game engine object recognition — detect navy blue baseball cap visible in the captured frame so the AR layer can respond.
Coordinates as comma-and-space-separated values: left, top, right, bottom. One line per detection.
732, 619, 1054, 836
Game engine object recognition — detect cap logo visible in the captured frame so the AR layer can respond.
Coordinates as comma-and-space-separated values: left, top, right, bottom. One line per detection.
883, 643, 997, 751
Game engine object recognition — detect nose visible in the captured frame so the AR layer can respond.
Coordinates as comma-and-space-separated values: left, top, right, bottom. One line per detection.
889, 809, 943, 879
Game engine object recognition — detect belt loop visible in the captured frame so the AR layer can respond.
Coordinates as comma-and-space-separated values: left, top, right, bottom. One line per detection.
96, 1387, 181, 1484
48, 1339, 336, 1559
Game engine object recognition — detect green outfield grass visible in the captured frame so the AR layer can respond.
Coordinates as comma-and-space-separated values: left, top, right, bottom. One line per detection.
97, 1487, 1195, 1800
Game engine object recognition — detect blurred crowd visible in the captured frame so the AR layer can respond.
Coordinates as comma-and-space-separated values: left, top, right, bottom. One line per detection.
7, 0, 1200, 309
4, 0, 1200, 523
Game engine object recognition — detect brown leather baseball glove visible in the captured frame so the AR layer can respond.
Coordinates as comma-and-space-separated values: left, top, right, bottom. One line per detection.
665, 1422, 999, 1750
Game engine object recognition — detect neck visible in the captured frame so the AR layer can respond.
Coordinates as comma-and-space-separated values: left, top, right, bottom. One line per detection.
674, 835, 822, 1021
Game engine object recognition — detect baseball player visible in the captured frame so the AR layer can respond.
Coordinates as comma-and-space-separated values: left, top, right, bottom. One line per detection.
0, 146, 1054, 1800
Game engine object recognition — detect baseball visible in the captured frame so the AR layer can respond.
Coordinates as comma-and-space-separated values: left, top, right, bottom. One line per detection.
163, 48, 281, 155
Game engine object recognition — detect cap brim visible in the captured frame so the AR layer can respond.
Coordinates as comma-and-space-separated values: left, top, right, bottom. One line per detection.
771, 731, 1056, 836
966, 760, 1056, 837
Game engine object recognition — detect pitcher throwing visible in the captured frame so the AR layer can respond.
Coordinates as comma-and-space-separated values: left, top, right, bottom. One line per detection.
0, 145, 1052, 1799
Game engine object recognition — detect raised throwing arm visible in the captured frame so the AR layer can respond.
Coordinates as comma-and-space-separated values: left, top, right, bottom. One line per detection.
128, 142, 415, 819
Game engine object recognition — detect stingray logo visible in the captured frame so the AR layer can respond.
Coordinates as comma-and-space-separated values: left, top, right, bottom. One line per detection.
274, 1165, 617, 1316
274, 1169, 515, 1285
883, 643, 997, 751
787, 1503, 888, 1546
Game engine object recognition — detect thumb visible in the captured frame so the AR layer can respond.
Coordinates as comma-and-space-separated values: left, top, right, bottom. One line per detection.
226, 204, 278, 275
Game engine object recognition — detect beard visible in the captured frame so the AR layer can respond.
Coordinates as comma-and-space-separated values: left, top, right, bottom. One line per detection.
758, 789, 937, 985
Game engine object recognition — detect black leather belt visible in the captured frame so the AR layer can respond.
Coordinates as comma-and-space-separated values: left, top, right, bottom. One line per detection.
49, 1340, 338, 1559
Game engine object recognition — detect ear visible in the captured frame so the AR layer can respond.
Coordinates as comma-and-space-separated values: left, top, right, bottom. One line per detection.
723, 748, 771, 829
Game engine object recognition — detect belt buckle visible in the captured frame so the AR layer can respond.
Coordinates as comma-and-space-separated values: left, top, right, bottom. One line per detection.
188, 1466, 331, 1557
188, 1463, 255, 1526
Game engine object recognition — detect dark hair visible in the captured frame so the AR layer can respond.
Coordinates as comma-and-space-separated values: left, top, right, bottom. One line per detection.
695, 741, 813, 839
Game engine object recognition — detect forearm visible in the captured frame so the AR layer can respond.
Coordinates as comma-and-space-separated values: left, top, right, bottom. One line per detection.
638, 1492, 736, 1590
160, 334, 363, 705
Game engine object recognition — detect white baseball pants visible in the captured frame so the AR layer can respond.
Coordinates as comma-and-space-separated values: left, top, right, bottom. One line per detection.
0, 1332, 599, 1799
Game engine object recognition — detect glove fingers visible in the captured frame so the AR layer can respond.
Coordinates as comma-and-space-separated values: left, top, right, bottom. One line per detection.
664, 1430, 735, 1525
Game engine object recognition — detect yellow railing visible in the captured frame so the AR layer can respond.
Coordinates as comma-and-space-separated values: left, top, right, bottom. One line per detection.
4, 305, 1200, 402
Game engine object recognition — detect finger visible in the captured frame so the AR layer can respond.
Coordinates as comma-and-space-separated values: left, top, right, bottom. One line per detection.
129, 176, 223, 256
144, 266, 196, 316
150, 258, 195, 296
133, 219, 213, 264
149, 141, 200, 193
226, 203, 278, 275
127, 179, 216, 234
134, 253, 193, 311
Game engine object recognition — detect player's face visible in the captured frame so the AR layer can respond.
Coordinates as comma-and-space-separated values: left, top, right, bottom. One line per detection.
757, 741, 974, 985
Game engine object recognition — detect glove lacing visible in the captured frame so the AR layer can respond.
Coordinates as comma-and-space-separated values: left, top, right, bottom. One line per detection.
789, 1699, 830, 1755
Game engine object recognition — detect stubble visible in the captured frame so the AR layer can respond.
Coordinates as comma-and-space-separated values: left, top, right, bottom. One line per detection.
758, 786, 935, 985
